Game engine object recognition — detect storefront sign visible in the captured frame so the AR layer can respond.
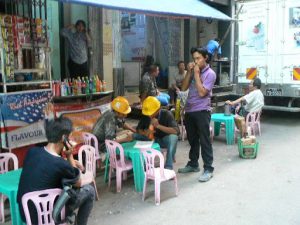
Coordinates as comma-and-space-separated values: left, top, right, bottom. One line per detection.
0, 90, 52, 149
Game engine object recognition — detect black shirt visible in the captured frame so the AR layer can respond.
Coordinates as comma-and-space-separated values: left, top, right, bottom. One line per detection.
155, 109, 179, 139
17, 147, 79, 224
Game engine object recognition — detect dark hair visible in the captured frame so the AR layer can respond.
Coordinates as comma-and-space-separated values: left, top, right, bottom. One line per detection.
149, 64, 159, 74
253, 78, 262, 89
136, 115, 151, 131
190, 47, 209, 62
142, 55, 155, 75
75, 20, 86, 28
177, 61, 185, 68
45, 117, 73, 143
214, 38, 220, 42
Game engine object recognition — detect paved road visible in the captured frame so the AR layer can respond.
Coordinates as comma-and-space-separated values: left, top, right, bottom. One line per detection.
89, 112, 300, 225
5, 112, 300, 225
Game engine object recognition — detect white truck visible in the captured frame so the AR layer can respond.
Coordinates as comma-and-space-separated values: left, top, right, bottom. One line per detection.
235, 0, 300, 112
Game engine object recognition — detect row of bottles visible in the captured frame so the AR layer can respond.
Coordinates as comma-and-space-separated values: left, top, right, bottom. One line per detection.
52, 75, 107, 97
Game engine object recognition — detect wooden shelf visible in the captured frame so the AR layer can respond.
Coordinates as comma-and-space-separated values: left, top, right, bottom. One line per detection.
14, 68, 47, 73
52, 90, 114, 99
0, 80, 51, 86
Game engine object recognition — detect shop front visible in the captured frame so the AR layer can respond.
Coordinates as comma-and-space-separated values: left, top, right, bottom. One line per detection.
0, 0, 231, 164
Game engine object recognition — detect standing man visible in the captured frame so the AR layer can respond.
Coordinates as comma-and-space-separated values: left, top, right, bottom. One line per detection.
142, 96, 179, 169
139, 64, 170, 106
178, 47, 216, 182
61, 20, 91, 78
206, 38, 221, 62
168, 61, 187, 105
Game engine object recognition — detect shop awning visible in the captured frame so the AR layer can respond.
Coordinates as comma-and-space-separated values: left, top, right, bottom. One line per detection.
59, 0, 232, 21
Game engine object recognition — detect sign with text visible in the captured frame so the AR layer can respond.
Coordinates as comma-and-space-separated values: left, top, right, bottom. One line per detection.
0, 90, 52, 149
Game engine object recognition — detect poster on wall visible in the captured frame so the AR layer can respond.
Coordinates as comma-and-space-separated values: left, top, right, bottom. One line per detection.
54, 95, 112, 143
121, 13, 146, 61
238, 4, 267, 53
0, 90, 52, 149
289, 7, 300, 28
289, 7, 300, 47
246, 21, 265, 51
57, 107, 101, 144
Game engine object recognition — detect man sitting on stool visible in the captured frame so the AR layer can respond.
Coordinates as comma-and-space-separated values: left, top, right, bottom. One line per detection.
142, 96, 179, 169
226, 78, 264, 137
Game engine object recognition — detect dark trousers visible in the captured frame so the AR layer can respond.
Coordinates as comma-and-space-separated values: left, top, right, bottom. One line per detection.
68, 58, 89, 79
185, 110, 214, 172
66, 184, 95, 225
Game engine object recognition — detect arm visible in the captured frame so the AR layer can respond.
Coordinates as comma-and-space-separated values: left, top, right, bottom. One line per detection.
181, 63, 194, 91
155, 124, 178, 135
64, 146, 82, 188
151, 118, 178, 135
226, 96, 245, 106
123, 122, 136, 133
61, 24, 74, 38
193, 65, 208, 97
116, 134, 133, 143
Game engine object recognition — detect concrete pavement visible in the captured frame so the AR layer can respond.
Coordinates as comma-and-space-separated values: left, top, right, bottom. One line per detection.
89, 112, 300, 225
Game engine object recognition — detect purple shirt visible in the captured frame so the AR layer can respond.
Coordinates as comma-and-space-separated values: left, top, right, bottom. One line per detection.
185, 65, 216, 112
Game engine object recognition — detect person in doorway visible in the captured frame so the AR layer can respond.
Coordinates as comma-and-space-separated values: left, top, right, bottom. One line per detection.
61, 20, 91, 78
17, 117, 95, 225
178, 47, 216, 182
168, 61, 187, 105
225, 77, 264, 136
206, 38, 221, 62
92, 96, 135, 152
139, 64, 170, 106
142, 96, 179, 169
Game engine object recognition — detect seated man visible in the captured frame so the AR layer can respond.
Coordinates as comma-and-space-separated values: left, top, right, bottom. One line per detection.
139, 64, 170, 106
124, 115, 154, 142
142, 96, 179, 169
92, 96, 135, 152
17, 117, 95, 225
226, 77, 264, 136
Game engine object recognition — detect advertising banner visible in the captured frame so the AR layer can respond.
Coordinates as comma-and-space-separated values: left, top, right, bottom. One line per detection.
0, 90, 52, 149
58, 107, 102, 144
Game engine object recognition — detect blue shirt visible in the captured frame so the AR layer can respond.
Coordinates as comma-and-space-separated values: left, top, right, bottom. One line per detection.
206, 40, 221, 55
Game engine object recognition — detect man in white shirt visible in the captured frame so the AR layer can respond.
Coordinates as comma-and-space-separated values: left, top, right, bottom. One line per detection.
226, 78, 264, 115
226, 78, 264, 136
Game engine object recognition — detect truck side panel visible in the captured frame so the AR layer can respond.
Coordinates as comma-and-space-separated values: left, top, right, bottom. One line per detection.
236, 0, 300, 99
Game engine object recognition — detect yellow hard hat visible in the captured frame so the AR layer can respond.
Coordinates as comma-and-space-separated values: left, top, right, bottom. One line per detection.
111, 96, 131, 114
142, 96, 161, 116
